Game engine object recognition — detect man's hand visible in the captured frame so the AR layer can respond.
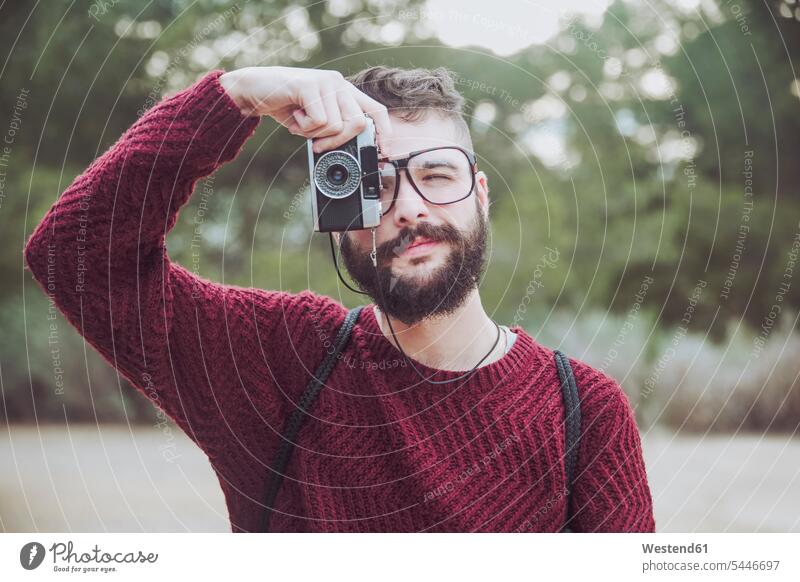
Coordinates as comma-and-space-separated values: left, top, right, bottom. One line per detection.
219, 66, 392, 153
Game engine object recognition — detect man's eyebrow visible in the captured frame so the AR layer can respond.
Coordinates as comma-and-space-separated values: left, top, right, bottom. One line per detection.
416, 160, 458, 169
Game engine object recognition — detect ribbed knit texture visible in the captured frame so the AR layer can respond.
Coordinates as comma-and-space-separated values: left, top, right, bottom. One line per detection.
23, 70, 656, 533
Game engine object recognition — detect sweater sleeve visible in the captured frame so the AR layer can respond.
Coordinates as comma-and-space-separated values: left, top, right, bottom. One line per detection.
22, 70, 264, 446
569, 367, 657, 532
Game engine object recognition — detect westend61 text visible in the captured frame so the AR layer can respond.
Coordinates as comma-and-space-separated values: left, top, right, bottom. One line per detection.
643, 543, 708, 554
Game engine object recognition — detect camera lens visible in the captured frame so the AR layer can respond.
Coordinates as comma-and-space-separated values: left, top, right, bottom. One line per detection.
314, 150, 362, 199
327, 163, 348, 186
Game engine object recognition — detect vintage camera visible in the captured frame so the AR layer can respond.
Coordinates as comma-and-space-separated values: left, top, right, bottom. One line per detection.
308, 115, 382, 232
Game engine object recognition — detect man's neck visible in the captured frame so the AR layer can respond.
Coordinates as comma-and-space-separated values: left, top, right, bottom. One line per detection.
373, 290, 505, 371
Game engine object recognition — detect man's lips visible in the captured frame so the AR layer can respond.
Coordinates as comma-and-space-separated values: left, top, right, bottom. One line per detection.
401, 238, 440, 256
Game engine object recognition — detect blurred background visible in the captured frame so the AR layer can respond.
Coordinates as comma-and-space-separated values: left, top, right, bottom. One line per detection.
1, 0, 799, 532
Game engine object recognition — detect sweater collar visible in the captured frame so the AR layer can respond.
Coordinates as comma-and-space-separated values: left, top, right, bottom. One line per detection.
355, 303, 546, 387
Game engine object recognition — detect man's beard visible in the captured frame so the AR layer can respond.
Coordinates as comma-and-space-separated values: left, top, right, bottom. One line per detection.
339, 199, 488, 326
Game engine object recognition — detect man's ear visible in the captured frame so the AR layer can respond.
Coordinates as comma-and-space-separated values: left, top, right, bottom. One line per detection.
476, 170, 490, 220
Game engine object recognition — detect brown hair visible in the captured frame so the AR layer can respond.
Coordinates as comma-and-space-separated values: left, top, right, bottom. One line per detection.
346, 65, 473, 150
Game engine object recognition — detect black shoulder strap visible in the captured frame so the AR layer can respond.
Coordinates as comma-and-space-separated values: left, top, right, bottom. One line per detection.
554, 349, 581, 533
260, 304, 364, 532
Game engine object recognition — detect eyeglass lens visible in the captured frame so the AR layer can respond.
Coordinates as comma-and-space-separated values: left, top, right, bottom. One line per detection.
372, 148, 474, 215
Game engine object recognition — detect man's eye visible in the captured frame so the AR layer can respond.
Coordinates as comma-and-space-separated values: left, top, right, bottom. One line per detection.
423, 174, 453, 181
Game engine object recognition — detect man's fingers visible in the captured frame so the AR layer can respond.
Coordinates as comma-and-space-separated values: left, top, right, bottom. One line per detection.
296, 86, 327, 129
284, 116, 302, 135
285, 76, 391, 153
311, 92, 368, 152
291, 109, 312, 133
271, 105, 302, 134
350, 88, 392, 149
319, 84, 344, 136
338, 90, 368, 140
306, 86, 346, 146
338, 90, 367, 123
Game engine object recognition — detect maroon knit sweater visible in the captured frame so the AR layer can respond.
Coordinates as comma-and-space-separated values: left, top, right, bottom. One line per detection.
23, 70, 656, 533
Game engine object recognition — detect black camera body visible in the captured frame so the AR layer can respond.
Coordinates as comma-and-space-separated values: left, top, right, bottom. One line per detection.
307, 116, 382, 232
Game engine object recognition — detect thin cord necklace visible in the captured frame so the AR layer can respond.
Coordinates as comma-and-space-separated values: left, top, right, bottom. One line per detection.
375, 305, 502, 385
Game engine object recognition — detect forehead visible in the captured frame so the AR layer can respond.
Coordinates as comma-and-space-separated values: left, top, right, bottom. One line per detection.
380, 111, 462, 158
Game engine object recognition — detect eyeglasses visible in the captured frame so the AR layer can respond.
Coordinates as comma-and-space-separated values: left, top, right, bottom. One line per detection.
372, 146, 478, 216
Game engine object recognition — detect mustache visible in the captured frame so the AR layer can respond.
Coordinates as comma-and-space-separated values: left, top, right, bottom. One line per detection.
374, 222, 464, 262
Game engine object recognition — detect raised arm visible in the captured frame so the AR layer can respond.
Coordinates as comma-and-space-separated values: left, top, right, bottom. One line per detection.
23, 66, 392, 455
22, 70, 261, 438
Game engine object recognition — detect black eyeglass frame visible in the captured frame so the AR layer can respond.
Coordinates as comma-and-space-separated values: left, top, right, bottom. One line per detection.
376, 146, 478, 216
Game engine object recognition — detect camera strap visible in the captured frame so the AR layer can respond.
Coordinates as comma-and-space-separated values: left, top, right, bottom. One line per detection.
554, 349, 582, 533
260, 304, 365, 532
370, 227, 377, 266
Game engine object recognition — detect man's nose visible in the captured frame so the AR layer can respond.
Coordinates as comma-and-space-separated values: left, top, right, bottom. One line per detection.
391, 173, 429, 227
